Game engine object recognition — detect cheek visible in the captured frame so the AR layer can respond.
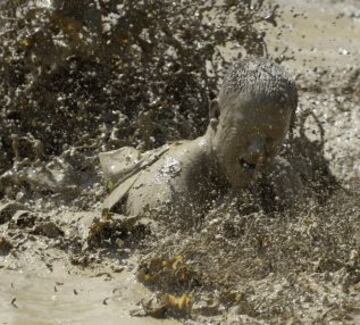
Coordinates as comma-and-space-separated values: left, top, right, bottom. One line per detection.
218, 145, 246, 181
216, 126, 244, 157
217, 139, 243, 169
268, 134, 287, 157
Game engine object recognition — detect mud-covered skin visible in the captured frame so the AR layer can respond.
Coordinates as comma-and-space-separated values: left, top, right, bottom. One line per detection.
102, 58, 299, 216
125, 139, 219, 217
209, 99, 293, 190
210, 58, 297, 191
122, 143, 305, 217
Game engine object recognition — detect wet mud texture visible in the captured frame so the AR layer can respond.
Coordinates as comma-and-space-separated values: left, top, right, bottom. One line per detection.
1, 0, 360, 324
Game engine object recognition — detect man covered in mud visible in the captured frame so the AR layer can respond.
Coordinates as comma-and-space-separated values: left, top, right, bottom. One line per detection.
100, 58, 300, 218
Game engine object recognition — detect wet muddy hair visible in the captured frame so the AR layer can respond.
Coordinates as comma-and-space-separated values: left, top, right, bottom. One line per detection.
218, 58, 298, 112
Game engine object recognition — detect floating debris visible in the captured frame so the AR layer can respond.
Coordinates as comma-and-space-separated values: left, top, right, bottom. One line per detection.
137, 255, 198, 292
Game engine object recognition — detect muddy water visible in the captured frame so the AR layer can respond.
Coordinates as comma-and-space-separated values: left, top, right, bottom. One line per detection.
267, 0, 360, 70
266, 0, 360, 185
0, 265, 179, 325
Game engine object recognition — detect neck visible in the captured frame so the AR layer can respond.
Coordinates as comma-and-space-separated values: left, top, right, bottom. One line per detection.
198, 127, 229, 192
200, 125, 216, 164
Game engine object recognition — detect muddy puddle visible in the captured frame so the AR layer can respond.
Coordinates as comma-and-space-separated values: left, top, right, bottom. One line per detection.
0, 209, 179, 324
267, 0, 360, 70
0, 265, 179, 325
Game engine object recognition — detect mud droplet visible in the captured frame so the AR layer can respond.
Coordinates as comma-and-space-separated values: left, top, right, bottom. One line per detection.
11, 297, 18, 308
160, 157, 181, 178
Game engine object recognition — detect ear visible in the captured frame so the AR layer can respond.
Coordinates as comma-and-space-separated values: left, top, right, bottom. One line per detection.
209, 99, 220, 130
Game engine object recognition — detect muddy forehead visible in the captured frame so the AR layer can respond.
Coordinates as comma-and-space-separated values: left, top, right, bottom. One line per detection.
220, 92, 294, 124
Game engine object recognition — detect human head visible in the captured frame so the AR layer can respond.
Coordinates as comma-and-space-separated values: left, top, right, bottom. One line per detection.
209, 58, 298, 189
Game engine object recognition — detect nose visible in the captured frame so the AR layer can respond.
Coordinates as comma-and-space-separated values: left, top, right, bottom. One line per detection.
247, 139, 267, 167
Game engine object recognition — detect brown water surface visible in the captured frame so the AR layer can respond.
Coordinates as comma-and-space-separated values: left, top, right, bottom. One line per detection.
0, 265, 179, 325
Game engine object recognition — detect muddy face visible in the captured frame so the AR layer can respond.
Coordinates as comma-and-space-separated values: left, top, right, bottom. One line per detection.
212, 97, 292, 189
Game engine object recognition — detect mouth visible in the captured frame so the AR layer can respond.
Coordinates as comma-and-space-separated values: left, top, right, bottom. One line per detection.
238, 157, 257, 171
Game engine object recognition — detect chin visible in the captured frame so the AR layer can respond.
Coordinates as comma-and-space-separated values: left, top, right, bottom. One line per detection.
228, 175, 255, 190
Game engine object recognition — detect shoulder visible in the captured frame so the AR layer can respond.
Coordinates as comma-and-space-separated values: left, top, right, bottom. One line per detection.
99, 146, 141, 183
99, 144, 173, 184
